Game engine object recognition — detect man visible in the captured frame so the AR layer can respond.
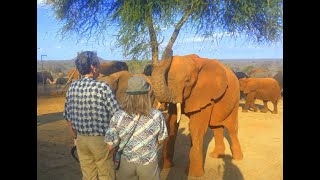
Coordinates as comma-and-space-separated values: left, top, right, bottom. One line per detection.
64, 51, 121, 180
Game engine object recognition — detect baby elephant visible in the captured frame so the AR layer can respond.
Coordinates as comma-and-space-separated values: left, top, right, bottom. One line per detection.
239, 78, 281, 114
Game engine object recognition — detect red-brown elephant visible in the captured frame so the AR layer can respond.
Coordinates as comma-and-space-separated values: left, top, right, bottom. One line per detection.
151, 53, 243, 177
66, 61, 128, 84
97, 71, 160, 109
239, 77, 281, 114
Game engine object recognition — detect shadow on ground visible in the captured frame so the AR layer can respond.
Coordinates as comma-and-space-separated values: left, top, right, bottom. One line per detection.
239, 103, 269, 112
37, 112, 64, 126
37, 140, 81, 180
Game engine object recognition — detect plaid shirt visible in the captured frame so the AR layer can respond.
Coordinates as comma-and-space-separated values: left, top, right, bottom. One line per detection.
64, 76, 121, 136
105, 109, 168, 165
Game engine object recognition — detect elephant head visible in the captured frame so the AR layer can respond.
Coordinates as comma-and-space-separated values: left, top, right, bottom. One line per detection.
239, 78, 255, 94
151, 53, 228, 123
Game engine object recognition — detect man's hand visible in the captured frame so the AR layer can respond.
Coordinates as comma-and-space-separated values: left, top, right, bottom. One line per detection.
74, 138, 77, 146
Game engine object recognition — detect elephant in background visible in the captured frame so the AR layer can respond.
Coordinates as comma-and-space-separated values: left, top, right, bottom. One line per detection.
97, 71, 160, 109
239, 78, 281, 114
273, 71, 283, 96
151, 53, 243, 177
143, 64, 153, 76
66, 61, 129, 84
37, 71, 54, 84
100, 61, 128, 76
55, 77, 68, 85
234, 71, 250, 100
234, 71, 249, 79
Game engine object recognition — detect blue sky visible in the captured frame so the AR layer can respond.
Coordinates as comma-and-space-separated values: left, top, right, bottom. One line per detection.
37, 1, 283, 61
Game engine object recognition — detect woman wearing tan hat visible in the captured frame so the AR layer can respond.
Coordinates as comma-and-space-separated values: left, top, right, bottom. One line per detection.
105, 76, 168, 180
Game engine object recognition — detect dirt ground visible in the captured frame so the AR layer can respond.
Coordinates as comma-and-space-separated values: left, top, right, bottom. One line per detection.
37, 96, 283, 180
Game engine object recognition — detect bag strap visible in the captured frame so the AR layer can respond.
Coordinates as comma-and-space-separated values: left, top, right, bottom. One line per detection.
118, 114, 141, 151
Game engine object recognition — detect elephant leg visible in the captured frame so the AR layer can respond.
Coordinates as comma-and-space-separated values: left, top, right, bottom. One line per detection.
261, 100, 269, 113
162, 104, 179, 169
271, 98, 278, 114
242, 97, 250, 112
188, 105, 211, 177
243, 92, 254, 112
223, 105, 243, 160
209, 126, 225, 158
249, 98, 258, 112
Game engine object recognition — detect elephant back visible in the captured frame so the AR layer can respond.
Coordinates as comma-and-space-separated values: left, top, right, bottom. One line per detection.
234, 71, 249, 79
100, 61, 128, 76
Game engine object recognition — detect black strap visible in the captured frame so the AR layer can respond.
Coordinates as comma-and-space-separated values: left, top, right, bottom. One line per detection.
119, 114, 141, 151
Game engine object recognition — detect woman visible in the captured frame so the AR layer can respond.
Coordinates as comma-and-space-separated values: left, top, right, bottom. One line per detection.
105, 76, 168, 180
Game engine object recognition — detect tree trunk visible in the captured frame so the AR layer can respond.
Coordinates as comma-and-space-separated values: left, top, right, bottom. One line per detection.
146, 7, 159, 66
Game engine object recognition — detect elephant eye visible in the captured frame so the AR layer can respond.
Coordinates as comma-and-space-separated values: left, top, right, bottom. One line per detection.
185, 79, 192, 85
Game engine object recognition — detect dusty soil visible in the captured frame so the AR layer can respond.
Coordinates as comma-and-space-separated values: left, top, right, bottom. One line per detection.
37, 96, 283, 180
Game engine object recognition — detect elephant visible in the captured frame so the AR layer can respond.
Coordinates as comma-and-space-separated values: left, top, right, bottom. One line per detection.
143, 64, 153, 76
273, 71, 283, 96
248, 68, 268, 76
234, 71, 249, 79
97, 71, 160, 109
99, 61, 128, 76
55, 77, 68, 85
234, 71, 250, 100
151, 53, 243, 177
37, 71, 54, 84
66, 61, 128, 84
239, 77, 281, 114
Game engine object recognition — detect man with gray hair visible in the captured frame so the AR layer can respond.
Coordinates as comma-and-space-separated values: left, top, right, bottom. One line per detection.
64, 51, 121, 180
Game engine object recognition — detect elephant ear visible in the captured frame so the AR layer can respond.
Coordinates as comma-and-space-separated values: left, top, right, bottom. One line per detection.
241, 78, 257, 94
184, 59, 228, 113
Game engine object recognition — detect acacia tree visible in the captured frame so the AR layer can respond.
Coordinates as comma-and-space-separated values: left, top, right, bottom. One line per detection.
46, 0, 282, 66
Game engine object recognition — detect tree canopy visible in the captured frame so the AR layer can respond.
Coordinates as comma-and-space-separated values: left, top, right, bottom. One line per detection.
46, 0, 283, 65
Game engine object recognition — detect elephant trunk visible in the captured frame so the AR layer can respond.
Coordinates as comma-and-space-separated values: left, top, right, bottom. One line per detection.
151, 49, 174, 103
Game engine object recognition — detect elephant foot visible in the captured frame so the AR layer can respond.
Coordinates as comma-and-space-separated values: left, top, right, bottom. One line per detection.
232, 151, 244, 160
260, 109, 268, 113
188, 166, 204, 177
253, 108, 258, 112
162, 159, 174, 169
209, 149, 225, 158
242, 109, 248, 112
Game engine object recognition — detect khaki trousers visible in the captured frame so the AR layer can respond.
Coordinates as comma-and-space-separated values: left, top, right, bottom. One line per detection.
77, 135, 115, 180
116, 156, 160, 180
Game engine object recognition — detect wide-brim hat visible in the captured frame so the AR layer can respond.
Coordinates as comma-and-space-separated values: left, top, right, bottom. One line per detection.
126, 76, 150, 95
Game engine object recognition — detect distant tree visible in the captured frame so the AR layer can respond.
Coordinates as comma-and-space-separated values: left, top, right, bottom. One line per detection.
46, 0, 283, 65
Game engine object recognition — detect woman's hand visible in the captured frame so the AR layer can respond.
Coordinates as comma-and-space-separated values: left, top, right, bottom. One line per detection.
106, 144, 114, 151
